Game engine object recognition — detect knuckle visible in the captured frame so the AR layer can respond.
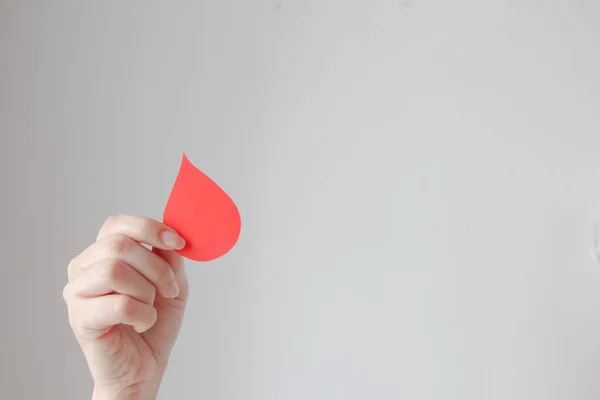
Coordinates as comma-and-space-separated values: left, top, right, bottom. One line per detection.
114, 296, 135, 317
98, 214, 128, 238
62, 284, 72, 302
138, 218, 155, 235
63, 294, 79, 331
67, 312, 77, 331
66, 259, 76, 279
103, 259, 127, 283
105, 213, 123, 226
70, 308, 88, 334
100, 214, 118, 233
105, 234, 136, 255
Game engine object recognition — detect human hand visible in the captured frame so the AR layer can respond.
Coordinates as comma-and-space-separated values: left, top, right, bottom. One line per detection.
63, 214, 189, 399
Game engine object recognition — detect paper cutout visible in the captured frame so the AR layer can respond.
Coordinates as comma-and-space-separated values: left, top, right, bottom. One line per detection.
163, 153, 241, 261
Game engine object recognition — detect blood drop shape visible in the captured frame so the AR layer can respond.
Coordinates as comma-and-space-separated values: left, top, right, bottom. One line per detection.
163, 153, 241, 261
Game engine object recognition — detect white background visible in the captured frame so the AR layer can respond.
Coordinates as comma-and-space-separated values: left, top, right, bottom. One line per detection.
2, 1, 600, 399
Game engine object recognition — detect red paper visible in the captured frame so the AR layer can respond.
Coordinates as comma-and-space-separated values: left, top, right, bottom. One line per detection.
163, 153, 241, 261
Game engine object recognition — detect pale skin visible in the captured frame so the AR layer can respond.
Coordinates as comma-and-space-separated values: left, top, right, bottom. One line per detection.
63, 214, 189, 399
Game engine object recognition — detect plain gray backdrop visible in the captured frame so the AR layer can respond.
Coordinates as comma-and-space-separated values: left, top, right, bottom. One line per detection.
3, 1, 600, 399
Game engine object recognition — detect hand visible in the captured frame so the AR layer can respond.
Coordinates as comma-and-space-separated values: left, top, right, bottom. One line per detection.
63, 214, 189, 399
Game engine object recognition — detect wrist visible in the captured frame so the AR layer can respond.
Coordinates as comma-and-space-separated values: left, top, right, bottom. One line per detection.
92, 362, 167, 400
92, 365, 166, 400
92, 386, 157, 400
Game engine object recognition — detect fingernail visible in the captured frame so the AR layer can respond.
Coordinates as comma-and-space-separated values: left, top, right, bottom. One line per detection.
167, 281, 180, 298
160, 229, 185, 250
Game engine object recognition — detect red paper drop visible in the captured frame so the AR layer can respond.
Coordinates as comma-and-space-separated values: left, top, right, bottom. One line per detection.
163, 153, 241, 262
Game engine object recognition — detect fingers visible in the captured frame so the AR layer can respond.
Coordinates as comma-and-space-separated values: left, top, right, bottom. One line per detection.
63, 214, 190, 340
69, 234, 180, 299
153, 248, 189, 301
67, 259, 156, 305
97, 214, 185, 251
69, 294, 158, 334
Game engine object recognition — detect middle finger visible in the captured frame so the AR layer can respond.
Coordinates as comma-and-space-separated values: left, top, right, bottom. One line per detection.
68, 234, 179, 299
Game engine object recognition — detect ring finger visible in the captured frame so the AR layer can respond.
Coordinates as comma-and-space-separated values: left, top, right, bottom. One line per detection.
66, 258, 156, 305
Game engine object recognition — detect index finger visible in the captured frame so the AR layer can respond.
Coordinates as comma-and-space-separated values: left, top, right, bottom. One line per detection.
97, 214, 186, 250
